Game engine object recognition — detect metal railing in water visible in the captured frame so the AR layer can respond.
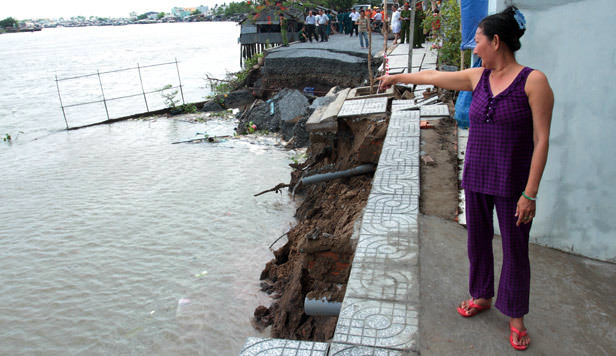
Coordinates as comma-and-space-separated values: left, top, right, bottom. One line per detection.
55, 58, 185, 130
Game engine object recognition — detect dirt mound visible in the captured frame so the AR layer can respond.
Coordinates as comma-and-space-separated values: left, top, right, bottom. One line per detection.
253, 117, 387, 340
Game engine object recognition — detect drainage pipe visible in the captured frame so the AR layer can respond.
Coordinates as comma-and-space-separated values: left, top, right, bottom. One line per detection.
300, 164, 376, 186
304, 297, 342, 316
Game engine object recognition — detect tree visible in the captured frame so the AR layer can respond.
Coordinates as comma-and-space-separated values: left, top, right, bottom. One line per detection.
137, 13, 148, 20
326, 0, 355, 11
192, 9, 202, 15
422, 0, 465, 67
157, 12, 165, 19
0, 17, 18, 28
224, 1, 253, 16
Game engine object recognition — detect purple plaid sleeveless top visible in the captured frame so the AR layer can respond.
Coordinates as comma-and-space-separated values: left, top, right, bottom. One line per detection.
462, 67, 534, 196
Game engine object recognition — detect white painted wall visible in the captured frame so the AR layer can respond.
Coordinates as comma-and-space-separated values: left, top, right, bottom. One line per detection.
487, 0, 616, 261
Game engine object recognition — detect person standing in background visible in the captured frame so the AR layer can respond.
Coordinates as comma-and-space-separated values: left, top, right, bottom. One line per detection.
400, 3, 411, 43
305, 10, 316, 43
344, 9, 352, 34
317, 10, 329, 42
349, 8, 360, 37
391, 5, 401, 45
357, 10, 370, 49
279, 13, 288, 46
413, 1, 426, 48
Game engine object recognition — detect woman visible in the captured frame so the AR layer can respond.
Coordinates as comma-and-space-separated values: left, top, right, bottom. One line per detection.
357, 10, 370, 49
379, 6, 553, 351
391, 5, 401, 45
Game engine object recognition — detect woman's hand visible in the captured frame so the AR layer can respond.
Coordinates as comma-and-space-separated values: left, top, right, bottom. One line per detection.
515, 195, 536, 226
377, 74, 397, 90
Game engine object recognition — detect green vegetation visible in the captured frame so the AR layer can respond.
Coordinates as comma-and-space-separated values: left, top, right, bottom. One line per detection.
159, 85, 200, 114
3, 133, 11, 142
137, 13, 149, 20
159, 84, 180, 108
325, 0, 355, 10
224, 2, 254, 16
0, 17, 18, 28
157, 12, 165, 19
192, 9, 202, 15
206, 51, 263, 101
181, 103, 197, 113
422, 0, 470, 68
290, 151, 307, 165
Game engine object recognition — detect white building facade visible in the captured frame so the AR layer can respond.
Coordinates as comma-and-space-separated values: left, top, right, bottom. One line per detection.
486, 0, 616, 261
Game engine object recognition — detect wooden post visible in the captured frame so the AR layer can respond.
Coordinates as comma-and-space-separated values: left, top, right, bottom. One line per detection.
408, 0, 417, 73
368, 22, 374, 94
382, 0, 389, 57
460, 21, 465, 70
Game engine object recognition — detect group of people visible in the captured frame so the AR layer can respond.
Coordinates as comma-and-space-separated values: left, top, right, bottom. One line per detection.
390, 2, 426, 47
301, 9, 335, 43
292, 3, 433, 49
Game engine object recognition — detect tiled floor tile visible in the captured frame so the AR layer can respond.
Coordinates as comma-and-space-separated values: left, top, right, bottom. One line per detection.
333, 298, 418, 351
239, 338, 328, 356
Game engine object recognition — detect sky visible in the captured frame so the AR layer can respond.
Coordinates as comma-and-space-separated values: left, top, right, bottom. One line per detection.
1, 0, 225, 20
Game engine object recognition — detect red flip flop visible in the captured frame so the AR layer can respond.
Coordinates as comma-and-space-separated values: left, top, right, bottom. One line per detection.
509, 322, 530, 351
456, 298, 491, 317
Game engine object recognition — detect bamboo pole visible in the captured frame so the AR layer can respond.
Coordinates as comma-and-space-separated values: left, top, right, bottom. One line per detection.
408, 0, 417, 72
368, 23, 374, 94
382, 0, 389, 58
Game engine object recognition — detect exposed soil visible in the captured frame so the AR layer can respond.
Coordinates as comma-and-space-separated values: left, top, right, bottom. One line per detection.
253, 117, 387, 340
419, 115, 459, 219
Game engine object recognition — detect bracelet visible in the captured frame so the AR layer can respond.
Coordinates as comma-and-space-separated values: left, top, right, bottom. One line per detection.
522, 191, 537, 201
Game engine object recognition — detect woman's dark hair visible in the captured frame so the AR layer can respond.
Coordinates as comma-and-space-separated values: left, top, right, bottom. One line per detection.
478, 6, 526, 52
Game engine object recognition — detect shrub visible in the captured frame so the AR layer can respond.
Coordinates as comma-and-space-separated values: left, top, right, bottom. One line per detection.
422, 0, 470, 68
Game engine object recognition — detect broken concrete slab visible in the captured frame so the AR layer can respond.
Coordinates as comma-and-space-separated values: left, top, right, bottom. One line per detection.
420, 104, 450, 117
306, 88, 351, 133
322, 88, 350, 119
392, 100, 419, 112
338, 97, 388, 118
306, 104, 334, 133
347, 86, 395, 100
310, 94, 336, 110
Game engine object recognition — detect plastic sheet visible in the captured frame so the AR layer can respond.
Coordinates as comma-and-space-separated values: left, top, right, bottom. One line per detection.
460, 0, 488, 50
454, 57, 482, 129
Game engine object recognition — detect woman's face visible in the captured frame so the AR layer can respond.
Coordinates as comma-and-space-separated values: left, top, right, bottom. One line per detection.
473, 27, 493, 66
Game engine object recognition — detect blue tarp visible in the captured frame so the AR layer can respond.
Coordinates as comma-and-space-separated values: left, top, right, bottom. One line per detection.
460, 0, 488, 50
454, 57, 482, 129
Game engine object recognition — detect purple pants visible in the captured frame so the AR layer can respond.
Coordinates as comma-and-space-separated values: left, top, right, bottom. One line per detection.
465, 190, 531, 318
